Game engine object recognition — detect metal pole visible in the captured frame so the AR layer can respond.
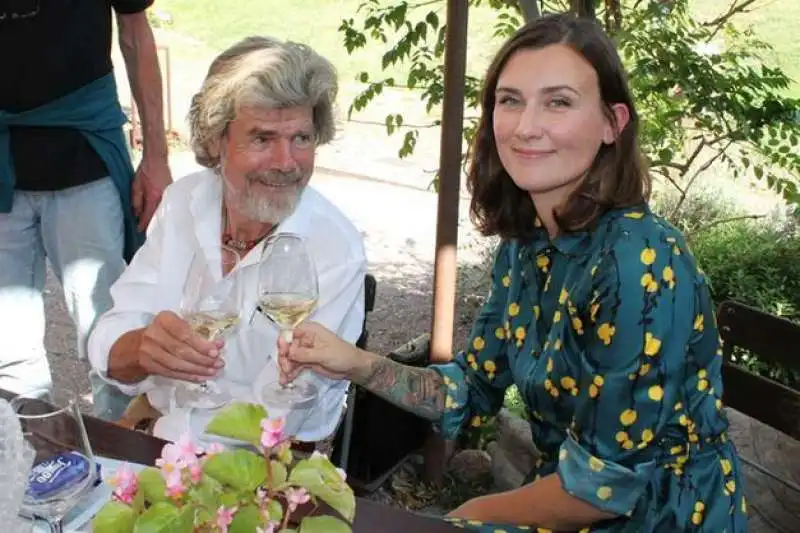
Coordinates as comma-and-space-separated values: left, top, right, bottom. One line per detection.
423, 0, 469, 486
429, 0, 469, 364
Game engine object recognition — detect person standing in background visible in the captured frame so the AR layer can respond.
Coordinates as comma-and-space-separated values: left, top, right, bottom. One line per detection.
0, 0, 171, 421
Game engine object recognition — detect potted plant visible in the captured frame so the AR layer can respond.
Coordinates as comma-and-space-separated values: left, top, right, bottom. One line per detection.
92, 403, 355, 533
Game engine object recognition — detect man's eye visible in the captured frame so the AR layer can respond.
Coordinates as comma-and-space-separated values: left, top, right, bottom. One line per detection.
294, 134, 313, 147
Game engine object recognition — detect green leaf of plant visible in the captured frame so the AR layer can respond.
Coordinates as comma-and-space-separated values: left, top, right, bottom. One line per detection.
288, 456, 355, 522
188, 474, 222, 511
138, 467, 168, 503
133, 501, 193, 533
205, 402, 267, 446
229, 504, 263, 533
203, 449, 267, 492
93, 501, 136, 533
266, 498, 284, 523
298, 515, 352, 533
220, 491, 239, 508
269, 460, 288, 487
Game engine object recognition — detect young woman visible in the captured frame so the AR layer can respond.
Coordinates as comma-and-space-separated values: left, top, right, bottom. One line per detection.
277, 13, 748, 532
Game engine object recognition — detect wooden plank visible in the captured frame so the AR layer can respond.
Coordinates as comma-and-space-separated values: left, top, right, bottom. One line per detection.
727, 409, 800, 532
722, 363, 800, 441
717, 301, 800, 371
1, 388, 462, 532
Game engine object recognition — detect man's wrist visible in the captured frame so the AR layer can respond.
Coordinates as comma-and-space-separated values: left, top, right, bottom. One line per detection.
108, 329, 149, 383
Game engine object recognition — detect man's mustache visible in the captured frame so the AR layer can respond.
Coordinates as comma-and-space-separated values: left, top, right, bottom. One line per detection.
245, 170, 304, 187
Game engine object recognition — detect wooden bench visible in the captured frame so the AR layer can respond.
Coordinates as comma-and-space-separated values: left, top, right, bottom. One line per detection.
717, 300, 800, 531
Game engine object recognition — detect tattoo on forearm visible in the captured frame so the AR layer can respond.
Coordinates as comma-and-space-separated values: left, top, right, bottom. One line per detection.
354, 356, 446, 421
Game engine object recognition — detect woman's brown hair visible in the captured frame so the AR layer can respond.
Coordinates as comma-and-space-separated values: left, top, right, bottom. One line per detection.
467, 13, 650, 240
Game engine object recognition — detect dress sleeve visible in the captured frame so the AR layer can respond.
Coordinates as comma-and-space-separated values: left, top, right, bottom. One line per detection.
556, 223, 717, 517
430, 241, 515, 440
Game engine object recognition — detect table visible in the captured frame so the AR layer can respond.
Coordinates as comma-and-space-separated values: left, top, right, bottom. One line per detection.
1, 389, 462, 532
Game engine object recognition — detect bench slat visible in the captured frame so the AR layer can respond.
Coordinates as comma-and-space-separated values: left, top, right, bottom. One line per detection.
722, 361, 800, 441
717, 301, 800, 372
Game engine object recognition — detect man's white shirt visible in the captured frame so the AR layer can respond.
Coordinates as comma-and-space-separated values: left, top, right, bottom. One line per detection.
88, 169, 367, 443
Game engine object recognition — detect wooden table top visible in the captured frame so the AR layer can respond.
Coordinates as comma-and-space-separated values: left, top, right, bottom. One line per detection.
1, 389, 462, 532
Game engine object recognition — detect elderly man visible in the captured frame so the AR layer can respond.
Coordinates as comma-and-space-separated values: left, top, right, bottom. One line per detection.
88, 36, 367, 453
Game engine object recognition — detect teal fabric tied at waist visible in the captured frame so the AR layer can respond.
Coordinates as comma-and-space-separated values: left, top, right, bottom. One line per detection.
0, 72, 144, 261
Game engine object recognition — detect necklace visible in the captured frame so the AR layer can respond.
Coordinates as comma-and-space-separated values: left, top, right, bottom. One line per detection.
221, 207, 272, 253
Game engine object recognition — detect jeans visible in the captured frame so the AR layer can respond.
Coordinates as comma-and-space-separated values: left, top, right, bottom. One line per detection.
0, 177, 132, 420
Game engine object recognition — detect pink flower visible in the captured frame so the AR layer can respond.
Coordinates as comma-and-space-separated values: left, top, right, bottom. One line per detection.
164, 469, 186, 500
260, 417, 286, 449
189, 462, 203, 485
107, 465, 138, 504
176, 433, 202, 457
156, 443, 184, 474
206, 442, 226, 456
285, 487, 310, 512
215, 505, 238, 533
156, 434, 201, 474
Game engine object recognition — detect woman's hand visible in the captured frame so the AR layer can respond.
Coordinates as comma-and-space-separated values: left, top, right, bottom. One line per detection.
276, 322, 362, 384
447, 496, 495, 522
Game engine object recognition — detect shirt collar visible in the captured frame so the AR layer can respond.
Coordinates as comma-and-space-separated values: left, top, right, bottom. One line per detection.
187, 169, 315, 270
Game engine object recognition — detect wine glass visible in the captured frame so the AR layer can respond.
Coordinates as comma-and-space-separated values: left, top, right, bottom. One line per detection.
256, 233, 319, 404
12, 389, 96, 533
174, 243, 243, 409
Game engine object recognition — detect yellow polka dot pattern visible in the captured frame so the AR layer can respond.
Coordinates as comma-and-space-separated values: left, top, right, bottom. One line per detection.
436, 212, 743, 533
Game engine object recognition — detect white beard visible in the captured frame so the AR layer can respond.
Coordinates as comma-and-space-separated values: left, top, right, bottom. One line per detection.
219, 167, 306, 225
228, 181, 302, 224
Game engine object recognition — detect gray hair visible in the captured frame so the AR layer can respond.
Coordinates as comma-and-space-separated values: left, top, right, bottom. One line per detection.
188, 36, 338, 168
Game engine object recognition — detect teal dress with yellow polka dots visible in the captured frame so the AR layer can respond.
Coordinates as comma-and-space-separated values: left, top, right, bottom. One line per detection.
433, 205, 747, 532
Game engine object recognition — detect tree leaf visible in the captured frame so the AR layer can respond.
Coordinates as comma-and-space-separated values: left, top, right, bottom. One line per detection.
203, 449, 267, 492
138, 467, 168, 503
298, 515, 352, 533
288, 456, 355, 522
229, 505, 264, 533
133, 502, 193, 533
93, 501, 136, 533
205, 402, 267, 446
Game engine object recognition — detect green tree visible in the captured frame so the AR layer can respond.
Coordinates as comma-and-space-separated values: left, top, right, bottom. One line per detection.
339, 0, 800, 212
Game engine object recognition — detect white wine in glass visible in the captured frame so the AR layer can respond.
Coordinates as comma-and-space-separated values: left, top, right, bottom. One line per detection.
174, 243, 243, 408
257, 293, 317, 333
257, 233, 319, 400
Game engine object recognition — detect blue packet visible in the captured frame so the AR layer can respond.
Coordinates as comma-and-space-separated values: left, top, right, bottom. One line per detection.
26, 451, 101, 500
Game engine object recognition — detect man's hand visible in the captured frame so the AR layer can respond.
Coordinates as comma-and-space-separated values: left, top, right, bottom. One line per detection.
117, 10, 171, 231
132, 156, 171, 231
137, 310, 224, 382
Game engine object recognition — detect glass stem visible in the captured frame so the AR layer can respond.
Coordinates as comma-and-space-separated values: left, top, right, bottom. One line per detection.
279, 328, 295, 389
44, 518, 64, 533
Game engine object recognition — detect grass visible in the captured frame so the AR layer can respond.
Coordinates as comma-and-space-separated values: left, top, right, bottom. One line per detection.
155, 0, 798, 97
691, 0, 800, 98
155, 0, 506, 86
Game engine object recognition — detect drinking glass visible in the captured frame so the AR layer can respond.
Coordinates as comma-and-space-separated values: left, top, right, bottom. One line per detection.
12, 389, 96, 533
256, 233, 319, 404
173, 243, 243, 409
